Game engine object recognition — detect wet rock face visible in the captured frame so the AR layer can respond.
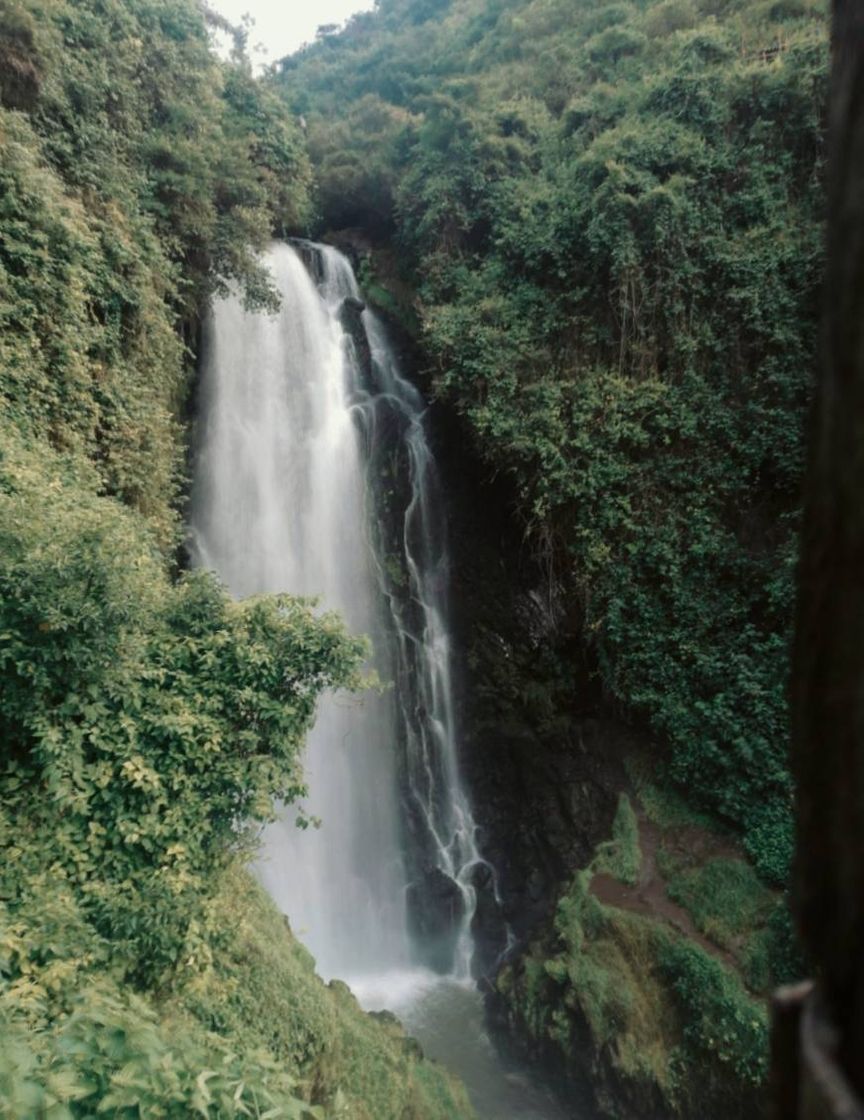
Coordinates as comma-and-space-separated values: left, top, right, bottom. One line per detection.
406, 866, 466, 974
468, 860, 508, 983
338, 297, 373, 390
432, 412, 639, 945
465, 715, 639, 943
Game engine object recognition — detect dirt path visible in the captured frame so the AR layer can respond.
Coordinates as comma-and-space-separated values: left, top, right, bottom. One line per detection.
589, 814, 739, 972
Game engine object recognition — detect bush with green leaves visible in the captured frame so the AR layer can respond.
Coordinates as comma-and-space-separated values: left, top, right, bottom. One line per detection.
0, 430, 365, 987
1, 0, 312, 548
659, 939, 769, 1090
0, 976, 321, 1120
661, 855, 805, 994
15, 0, 312, 313
0, 866, 474, 1120
0, 2, 480, 1115
593, 794, 640, 887
666, 858, 773, 953
0, 430, 477, 1116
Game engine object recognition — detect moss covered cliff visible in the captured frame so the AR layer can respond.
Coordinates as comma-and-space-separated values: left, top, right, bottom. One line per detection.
488, 782, 799, 1118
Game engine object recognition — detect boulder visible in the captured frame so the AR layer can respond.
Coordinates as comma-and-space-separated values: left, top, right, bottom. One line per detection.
406, 865, 466, 973
467, 860, 509, 982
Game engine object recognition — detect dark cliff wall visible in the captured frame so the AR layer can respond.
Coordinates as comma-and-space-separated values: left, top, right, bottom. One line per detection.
356, 266, 781, 1120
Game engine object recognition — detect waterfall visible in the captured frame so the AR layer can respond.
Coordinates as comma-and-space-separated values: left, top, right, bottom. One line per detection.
188, 241, 487, 983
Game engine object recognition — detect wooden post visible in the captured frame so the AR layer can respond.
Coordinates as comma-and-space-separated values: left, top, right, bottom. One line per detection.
789, 0, 864, 1103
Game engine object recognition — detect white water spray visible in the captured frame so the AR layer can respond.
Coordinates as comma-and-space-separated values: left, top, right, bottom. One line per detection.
189, 241, 484, 983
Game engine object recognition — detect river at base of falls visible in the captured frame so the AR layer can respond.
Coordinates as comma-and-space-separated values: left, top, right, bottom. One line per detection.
349, 971, 568, 1120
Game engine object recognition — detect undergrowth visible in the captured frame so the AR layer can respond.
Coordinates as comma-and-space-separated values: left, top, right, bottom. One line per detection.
496, 804, 771, 1117
592, 794, 641, 887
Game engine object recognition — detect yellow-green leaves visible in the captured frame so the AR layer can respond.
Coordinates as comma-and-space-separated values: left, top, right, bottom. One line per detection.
0, 430, 364, 986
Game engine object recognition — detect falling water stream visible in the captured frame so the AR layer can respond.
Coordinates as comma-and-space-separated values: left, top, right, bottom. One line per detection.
189, 242, 567, 1120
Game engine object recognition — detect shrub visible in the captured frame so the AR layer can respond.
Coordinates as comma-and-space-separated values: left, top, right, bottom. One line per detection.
659, 939, 769, 1087
0, 430, 365, 984
593, 794, 641, 886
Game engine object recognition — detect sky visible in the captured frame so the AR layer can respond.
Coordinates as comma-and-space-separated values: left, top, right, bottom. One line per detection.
212, 0, 375, 66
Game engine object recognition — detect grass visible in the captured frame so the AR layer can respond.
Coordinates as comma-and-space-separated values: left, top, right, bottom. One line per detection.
495, 783, 774, 1117
665, 858, 775, 954
626, 759, 725, 835
659, 938, 769, 1091
592, 794, 641, 887
174, 865, 476, 1120
624, 758, 797, 997
507, 869, 680, 1100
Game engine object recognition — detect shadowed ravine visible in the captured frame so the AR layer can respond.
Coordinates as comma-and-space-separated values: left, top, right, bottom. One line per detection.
188, 241, 566, 1118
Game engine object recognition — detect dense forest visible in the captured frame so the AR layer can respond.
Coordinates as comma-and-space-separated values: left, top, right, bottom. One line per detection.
0, 0, 832, 1117
280, 0, 826, 885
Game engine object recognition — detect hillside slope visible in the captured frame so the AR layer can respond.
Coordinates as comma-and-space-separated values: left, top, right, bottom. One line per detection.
0, 2, 474, 1116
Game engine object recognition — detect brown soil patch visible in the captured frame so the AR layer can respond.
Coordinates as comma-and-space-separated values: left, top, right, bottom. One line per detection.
589, 814, 739, 971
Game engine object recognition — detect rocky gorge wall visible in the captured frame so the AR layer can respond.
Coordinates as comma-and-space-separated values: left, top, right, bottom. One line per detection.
440, 400, 778, 1120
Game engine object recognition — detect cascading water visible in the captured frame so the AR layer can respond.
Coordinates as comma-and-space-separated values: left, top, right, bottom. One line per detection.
188, 241, 483, 981
189, 241, 565, 1120
310, 244, 488, 979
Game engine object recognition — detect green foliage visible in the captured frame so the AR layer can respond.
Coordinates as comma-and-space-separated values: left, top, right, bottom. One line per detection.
0, 2, 475, 1117
0, 867, 473, 1120
279, 0, 829, 879
545, 874, 640, 1050
498, 857, 761, 1112
593, 794, 641, 887
659, 939, 769, 1088
740, 894, 806, 992
1, 0, 312, 546
497, 789, 770, 1109
0, 107, 183, 545
650, 804, 804, 993
0, 432, 471, 1117
0, 0, 42, 109
176, 868, 476, 1120
306, 95, 415, 233
665, 858, 774, 952
742, 794, 795, 884
493, 787, 774, 1114
631, 772, 722, 834
22, 0, 312, 310
0, 982, 318, 1120
0, 428, 365, 986
662, 854, 805, 993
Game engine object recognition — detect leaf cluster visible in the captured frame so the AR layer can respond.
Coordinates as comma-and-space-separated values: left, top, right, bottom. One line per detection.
0, 0, 312, 544
0, 429, 365, 986
660, 938, 769, 1089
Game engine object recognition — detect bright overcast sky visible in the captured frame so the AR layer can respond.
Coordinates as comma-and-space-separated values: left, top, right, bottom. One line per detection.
212, 0, 375, 65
